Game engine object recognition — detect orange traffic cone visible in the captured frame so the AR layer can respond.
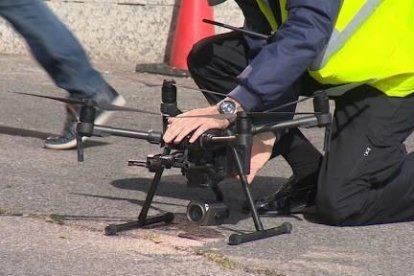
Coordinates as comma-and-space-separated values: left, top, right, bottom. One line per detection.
169, 0, 215, 70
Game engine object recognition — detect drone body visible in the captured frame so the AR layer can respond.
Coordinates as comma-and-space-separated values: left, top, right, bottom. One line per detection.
15, 79, 362, 245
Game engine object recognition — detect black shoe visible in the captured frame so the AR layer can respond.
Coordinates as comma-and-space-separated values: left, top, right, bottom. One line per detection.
44, 86, 126, 150
255, 174, 317, 215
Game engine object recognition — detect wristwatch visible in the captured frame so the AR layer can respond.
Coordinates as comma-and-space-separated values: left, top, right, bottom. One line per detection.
218, 99, 237, 115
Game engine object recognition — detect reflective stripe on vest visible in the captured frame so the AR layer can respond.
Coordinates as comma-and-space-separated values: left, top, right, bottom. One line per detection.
256, 0, 278, 31
310, 0, 414, 97
279, 0, 288, 22
257, 0, 414, 97
310, 0, 383, 70
256, 0, 287, 31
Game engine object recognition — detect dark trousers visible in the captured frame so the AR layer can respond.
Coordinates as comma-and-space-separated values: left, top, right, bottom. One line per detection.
316, 87, 414, 225
187, 31, 322, 186
188, 32, 249, 103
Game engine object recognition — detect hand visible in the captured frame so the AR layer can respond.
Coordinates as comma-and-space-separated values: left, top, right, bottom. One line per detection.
245, 132, 277, 184
163, 105, 230, 144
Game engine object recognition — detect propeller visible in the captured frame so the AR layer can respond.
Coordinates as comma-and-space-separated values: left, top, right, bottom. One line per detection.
13, 81, 367, 121
171, 111, 321, 121
139, 80, 227, 98
13, 91, 160, 116
13, 91, 86, 105
171, 82, 365, 119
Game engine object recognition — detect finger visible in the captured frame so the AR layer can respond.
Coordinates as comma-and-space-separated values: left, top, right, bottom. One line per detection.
235, 173, 254, 184
246, 174, 254, 184
190, 118, 231, 143
189, 119, 222, 143
189, 124, 208, 143
163, 122, 183, 143
174, 121, 202, 143
163, 130, 175, 144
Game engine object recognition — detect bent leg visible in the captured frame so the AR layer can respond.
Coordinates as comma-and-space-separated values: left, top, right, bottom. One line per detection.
316, 86, 414, 225
187, 31, 248, 103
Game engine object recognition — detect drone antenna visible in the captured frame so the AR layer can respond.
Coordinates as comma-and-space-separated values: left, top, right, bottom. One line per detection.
176, 84, 227, 98
202, 19, 270, 40
262, 96, 314, 113
139, 80, 226, 98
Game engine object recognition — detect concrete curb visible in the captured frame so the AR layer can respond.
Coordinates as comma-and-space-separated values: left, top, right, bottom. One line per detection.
0, 0, 243, 63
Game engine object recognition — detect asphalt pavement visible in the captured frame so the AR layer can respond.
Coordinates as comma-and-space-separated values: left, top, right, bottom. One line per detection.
0, 54, 413, 276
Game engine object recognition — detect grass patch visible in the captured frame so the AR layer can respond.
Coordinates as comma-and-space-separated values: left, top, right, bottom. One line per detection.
202, 251, 234, 270
46, 214, 66, 225
0, 208, 23, 216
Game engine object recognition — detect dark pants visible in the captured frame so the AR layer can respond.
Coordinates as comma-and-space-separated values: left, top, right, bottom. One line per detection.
188, 32, 248, 103
187, 31, 322, 186
0, 0, 107, 97
188, 31, 414, 226
316, 87, 414, 225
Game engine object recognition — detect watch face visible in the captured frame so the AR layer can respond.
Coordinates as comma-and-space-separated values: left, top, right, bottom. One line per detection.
219, 100, 236, 114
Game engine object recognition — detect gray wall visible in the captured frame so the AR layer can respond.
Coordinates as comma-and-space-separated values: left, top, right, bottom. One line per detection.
0, 0, 243, 63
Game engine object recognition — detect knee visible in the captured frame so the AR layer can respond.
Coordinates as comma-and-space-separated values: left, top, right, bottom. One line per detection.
187, 37, 214, 75
315, 194, 353, 226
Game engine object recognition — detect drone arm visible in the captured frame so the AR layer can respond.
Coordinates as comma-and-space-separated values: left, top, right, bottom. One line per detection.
89, 125, 162, 144
252, 115, 319, 134
198, 133, 236, 146
252, 91, 333, 151
252, 93, 332, 134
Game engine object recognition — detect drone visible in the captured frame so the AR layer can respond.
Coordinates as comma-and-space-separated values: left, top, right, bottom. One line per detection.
15, 78, 362, 246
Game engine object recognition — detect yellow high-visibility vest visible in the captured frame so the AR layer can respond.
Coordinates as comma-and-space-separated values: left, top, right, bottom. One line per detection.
257, 0, 414, 97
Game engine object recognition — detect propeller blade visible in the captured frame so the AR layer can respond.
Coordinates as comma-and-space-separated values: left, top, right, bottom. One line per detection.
248, 111, 320, 117
170, 111, 319, 120
13, 91, 85, 105
170, 113, 236, 120
139, 80, 226, 98
177, 84, 227, 97
13, 91, 160, 116
264, 97, 312, 112
96, 101, 160, 115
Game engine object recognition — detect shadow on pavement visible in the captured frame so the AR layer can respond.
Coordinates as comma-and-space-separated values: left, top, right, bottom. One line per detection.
110, 175, 287, 204
0, 125, 53, 139
110, 175, 304, 225
0, 124, 109, 147
71, 175, 304, 232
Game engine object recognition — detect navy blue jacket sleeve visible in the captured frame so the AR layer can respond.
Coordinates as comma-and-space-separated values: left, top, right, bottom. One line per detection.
229, 0, 342, 111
